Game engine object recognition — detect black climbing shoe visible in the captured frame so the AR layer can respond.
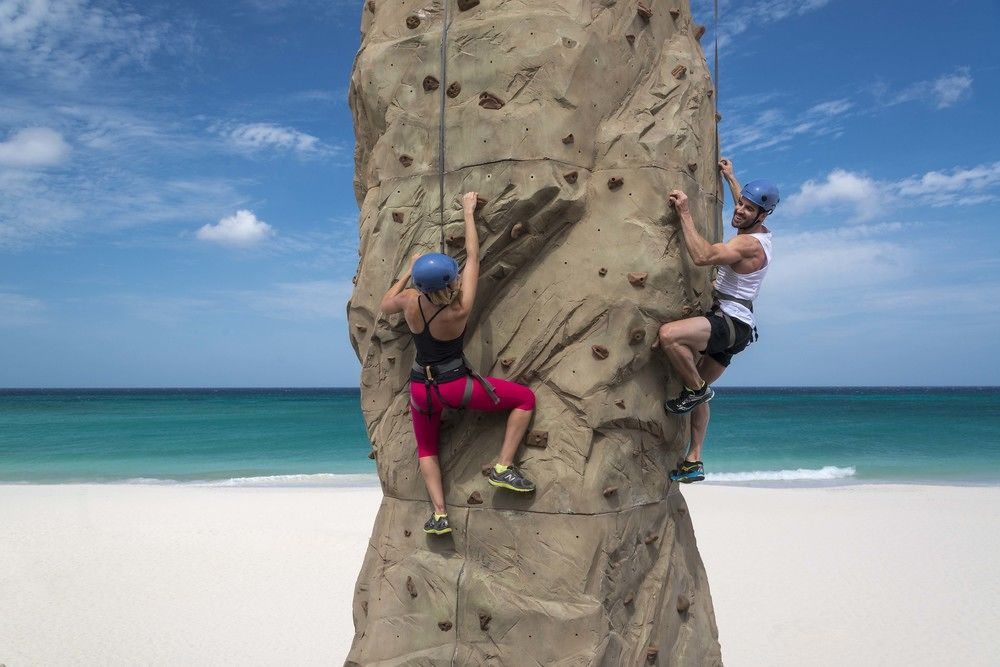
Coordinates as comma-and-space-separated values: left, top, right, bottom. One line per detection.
664, 383, 715, 415
487, 464, 536, 493
423, 513, 452, 535
670, 460, 706, 484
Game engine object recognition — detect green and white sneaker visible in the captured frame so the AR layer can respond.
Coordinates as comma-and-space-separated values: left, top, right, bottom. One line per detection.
423, 512, 452, 535
487, 464, 536, 492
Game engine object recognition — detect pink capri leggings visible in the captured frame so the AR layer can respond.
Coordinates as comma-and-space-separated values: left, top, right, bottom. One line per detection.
410, 377, 535, 458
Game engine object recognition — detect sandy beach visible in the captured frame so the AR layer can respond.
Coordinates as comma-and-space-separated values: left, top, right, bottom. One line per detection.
1, 483, 997, 666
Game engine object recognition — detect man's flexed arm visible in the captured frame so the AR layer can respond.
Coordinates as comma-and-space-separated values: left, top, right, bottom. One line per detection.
668, 190, 758, 267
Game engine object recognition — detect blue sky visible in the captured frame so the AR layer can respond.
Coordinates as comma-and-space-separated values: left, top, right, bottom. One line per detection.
1, 0, 998, 387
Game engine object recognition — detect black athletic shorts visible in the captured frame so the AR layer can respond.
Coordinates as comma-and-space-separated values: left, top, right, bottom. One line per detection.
702, 310, 754, 367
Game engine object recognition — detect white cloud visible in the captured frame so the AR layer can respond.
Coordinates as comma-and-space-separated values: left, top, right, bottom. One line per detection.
877, 67, 973, 110
197, 210, 275, 247
784, 169, 883, 222
808, 99, 852, 116
712, 0, 833, 46
896, 161, 1000, 201
930, 69, 973, 108
0, 127, 71, 167
222, 123, 329, 157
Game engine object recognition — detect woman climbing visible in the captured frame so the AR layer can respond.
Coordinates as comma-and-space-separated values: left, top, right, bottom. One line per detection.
379, 191, 537, 536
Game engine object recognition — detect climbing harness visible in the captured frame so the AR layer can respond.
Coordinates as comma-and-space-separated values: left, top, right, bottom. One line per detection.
410, 356, 500, 416
436, 0, 451, 254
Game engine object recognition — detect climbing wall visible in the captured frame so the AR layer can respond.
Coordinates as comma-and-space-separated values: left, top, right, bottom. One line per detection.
346, 0, 724, 664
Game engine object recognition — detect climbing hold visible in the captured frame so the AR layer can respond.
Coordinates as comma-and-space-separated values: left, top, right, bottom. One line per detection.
694, 24, 706, 41
392, 211, 404, 224
677, 594, 691, 613
352, 274, 358, 285
490, 264, 508, 280
602, 486, 618, 497
501, 357, 515, 368
468, 491, 484, 504
598, 267, 608, 276
387, 355, 396, 364
646, 644, 659, 664
479, 92, 504, 110
399, 155, 413, 167
481, 463, 493, 476
439, 621, 453, 631
688, 162, 698, 172
510, 223, 525, 239
562, 37, 577, 48
643, 533, 659, 545
562, 133, 574, 145
608, 176, 624, 190
671, 64, 687, 79
362, 600, 368, 615
670, 8, 680, 19
479, 612, 491, 631
629, 328, 646, 344
623, 593, 634, 606
423, 75, 440, 92
456, 0, 479, 11
406, 576, 417, 598
446, 234, 465, 248
681, 305, 693, 316
707, 89, 714, 98
626, 34, 635, 46
368, 450, 376, 460
446, 81, 461, 98
592, 345, 609, 360
526, 430, 548, 448
637, 2, 652, 21
406, 15, 420, 29
716, 112, 723, 122
356, 323, 368, 332
366, 1, 375, 13
475, 196, 488, 210
404, 529, 411, 537
627, 272, 648, 287
615, 399, 626, 409
564, 171, 578, 184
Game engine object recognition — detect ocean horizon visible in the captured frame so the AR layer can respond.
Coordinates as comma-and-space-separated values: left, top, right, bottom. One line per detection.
2, 387, 998, 487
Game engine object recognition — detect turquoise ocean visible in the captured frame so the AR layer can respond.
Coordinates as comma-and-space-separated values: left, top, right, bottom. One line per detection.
1, 388, 998, 486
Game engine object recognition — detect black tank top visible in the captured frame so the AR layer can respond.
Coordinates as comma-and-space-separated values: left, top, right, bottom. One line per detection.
412, 297, 465, 366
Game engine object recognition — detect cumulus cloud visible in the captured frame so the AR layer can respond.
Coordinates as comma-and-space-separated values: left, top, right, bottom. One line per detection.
0, 127, 71, 168
196, 210, 275, 247
222, 123, 329, 157
896, 161, 1000, 201
784, 169, 883, 222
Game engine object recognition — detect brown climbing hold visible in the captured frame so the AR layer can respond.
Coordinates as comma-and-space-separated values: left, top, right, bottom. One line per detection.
501, 357, 515, 368
446, 81, 461, 98
694, 24, 706, 41
366, 1, 375, 13
352, 275, 358, 285
671, 64, 687, 79
439, 621, 453, 631
406, 15, 420, 29
356, 323, 368, 332
677, 594, 691, 613
368, 450, 376, 460
479, 92, 504, 110
564, 171, 578, 184
392, 211, 404, 224
707, 89, 714, 98
681, 305, 693, 316
526, 430, 548, 448
624, 593, 634, 606
362, 601, 368, 615
626, 34, 635, 46
637, 2, 652, 21
387, 356, 396, 364
592, 345, 609, 360
399, 155, 413, 167
602, 486, 618, 497
404, 529, 411, 537
479, 612, 491, 631
627, 272, 648, 287
475, 196, 488, 210
446, 234, 465, 248
422, 75, 439, 92
406, 576, 417, 598
716, 112, 723, 122
644, 533, 659, 545
510, 223, 525, 239
669, 8, 680, 19
562, 133, 574, 145
598, 267, 608, 276
456, 0, 479, 11
615, 399, 626, 409
481, 464, 494, 476
608, 176, 624, 190
688, 162, 698, 172
468, 491, 483, 504
646, 644, 659, 664
629, 328, 646, 344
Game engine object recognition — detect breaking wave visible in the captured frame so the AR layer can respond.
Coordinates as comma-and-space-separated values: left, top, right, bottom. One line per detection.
705, 466, 856, 482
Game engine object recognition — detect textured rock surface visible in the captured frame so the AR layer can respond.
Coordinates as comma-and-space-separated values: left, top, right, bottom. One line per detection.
347, 0, 723, 664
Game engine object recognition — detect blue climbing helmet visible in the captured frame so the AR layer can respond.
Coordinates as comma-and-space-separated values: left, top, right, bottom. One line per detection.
412, 253, 459, 293
741, 179, 780, 213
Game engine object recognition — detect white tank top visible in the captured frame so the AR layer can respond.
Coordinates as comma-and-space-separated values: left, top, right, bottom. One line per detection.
715, 231, 772, 328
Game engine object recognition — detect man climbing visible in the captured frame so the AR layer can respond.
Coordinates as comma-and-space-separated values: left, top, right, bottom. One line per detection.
655, 158, 778, 483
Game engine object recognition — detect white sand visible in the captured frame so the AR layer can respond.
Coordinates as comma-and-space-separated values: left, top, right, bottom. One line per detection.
1, 483, 997, 666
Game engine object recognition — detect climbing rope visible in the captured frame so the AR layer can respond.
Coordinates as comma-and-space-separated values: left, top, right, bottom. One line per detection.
437, 0, 451, 254
713, 0, 722, 240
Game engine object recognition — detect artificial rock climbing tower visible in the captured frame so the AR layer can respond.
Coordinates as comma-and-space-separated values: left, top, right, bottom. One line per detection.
347, 0, 724, 664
